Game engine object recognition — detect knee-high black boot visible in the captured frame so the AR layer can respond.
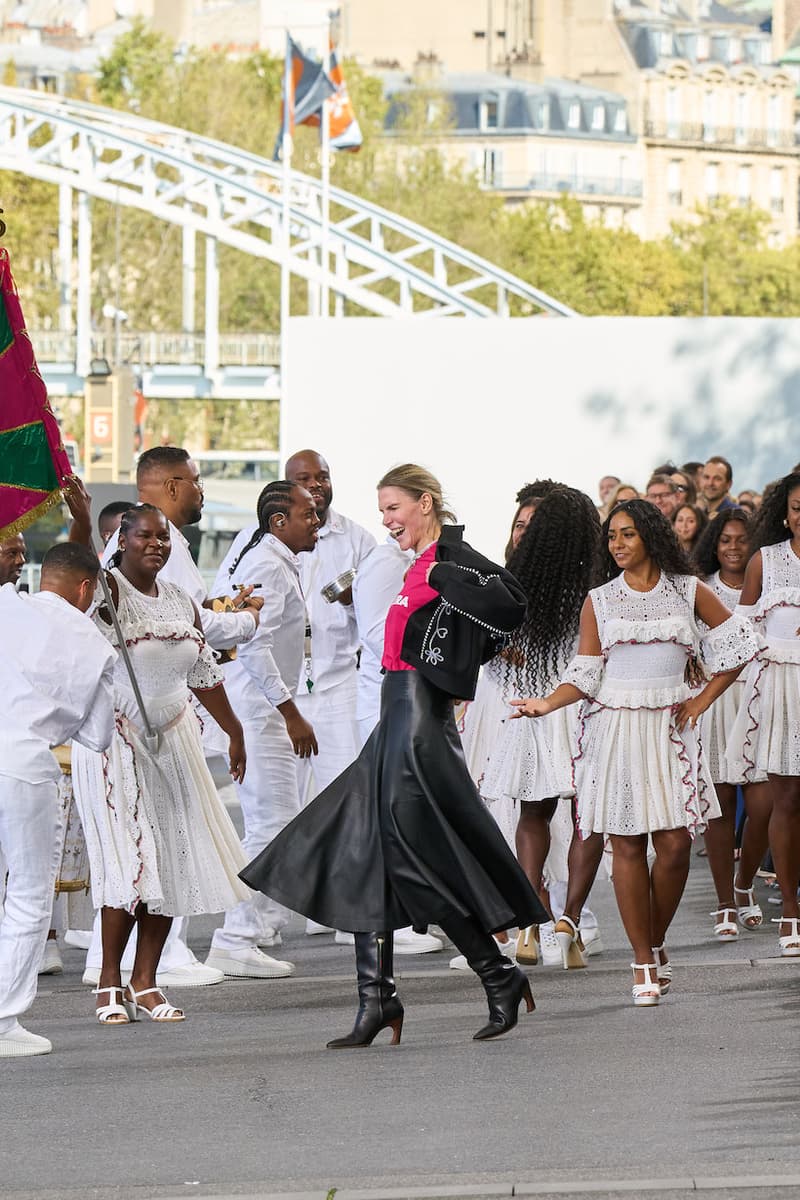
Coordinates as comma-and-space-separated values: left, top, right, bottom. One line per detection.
326, 931, 404, 1049
442, 914, 535, 1041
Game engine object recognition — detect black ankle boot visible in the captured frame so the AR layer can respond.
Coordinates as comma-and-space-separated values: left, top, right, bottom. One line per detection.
442, 915, 535, 1041
326, 931, 404, 1049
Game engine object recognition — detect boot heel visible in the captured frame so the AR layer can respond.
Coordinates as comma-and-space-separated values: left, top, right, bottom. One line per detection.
388, 1016, 403, 1045
522, 979, 536, 1013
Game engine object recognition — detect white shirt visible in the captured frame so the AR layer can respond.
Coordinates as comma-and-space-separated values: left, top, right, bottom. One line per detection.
0, 586, 116, 784
213, 530, 307, 716
352, 537, 412, 721
104, 519, 256, 651
297, 508, 376, 694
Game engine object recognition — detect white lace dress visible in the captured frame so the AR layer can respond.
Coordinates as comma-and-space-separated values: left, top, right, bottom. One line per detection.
72, 570, 249, 916
727, 540, 800, 781
563, 573, 756, 838
460, 656, 576, 881
699, 573, 747, 786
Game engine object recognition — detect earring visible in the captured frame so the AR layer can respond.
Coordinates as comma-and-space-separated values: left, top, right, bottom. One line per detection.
784, 519, 790, 528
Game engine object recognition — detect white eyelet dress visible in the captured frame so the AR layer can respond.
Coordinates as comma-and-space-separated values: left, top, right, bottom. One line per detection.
727, 541, 800, 782
699, 573, 747, 786
72, 570, 250, 916
565, 573, 756, 838
462, 654, 577, 881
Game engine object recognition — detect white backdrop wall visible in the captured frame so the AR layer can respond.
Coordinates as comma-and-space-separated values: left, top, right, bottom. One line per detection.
284, 316, 799, 560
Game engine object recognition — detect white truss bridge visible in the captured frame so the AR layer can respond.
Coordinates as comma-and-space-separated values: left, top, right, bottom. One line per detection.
0, 86, 576, 398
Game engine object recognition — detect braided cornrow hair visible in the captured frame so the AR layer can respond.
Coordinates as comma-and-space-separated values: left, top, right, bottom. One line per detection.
502, 484, 601, 694
226, 480, 297, 576
110, 503, 164, 568
598, 498, 695, 583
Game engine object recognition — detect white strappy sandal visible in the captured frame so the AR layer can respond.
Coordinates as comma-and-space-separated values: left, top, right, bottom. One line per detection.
125, 985, 185, 1022
711, 908, 739, 941
772, 917, 800, 958
651, 944, 672, 994
631, 962, 661, 1007
92, 986, 132, 1025
554, 915, 587, 970
734, 882, 763, 929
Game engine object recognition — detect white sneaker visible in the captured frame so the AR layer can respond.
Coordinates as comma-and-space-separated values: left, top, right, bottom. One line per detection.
449, 936, 515, 971
306, 919, 334, 935
334, 931, 355, 945
64, 929, 92, 950
205, 947, 295, 978
0, 1022, 52, 1058
538, 921, 562, 966
393, 929, 444, 955
157, 961, 224, 987
582, 926, 604, 957
38, 941, 63, 976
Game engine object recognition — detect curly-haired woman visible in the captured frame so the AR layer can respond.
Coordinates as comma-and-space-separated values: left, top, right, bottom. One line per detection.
692, 509, 768, 941
728, 472, 800, 957
473, 485, 605, 970
513, 500, 757, 1006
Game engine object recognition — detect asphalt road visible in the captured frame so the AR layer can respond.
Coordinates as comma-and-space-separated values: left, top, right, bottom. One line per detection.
2, 856, 798, 1200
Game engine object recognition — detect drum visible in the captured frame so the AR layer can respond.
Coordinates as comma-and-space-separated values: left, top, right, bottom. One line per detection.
53, 745, 91, 895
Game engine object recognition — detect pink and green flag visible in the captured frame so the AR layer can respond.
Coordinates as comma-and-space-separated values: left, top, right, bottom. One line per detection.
0, 247, 71, 540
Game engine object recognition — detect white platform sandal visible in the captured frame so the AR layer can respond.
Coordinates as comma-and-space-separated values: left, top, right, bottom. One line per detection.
734, 882, 763, 929
772, 917, 800, 958
711, 908, 739, 941
125, 985, 185, 1022
92, 986, 132, 1025
631, 962, 661, 1007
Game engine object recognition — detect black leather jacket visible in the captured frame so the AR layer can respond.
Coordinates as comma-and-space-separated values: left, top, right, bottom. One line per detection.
398, 525, 526, 700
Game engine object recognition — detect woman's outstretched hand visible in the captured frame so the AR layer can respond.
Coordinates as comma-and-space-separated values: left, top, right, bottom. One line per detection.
510, 698, 551, 719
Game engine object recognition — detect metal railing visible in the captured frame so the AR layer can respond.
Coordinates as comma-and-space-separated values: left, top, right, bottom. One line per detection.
488, 172, 643, 198
644, 121, 798, 150
31, 330, 281, 367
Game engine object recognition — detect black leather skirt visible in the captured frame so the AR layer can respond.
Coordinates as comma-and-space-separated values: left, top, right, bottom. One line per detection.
240, 670, 547, 935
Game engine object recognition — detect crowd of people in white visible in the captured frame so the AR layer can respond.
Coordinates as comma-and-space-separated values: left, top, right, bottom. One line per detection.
0, 447, 798, 1055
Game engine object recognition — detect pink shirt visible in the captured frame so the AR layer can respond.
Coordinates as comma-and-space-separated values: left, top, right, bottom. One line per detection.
381, 543, 439, 672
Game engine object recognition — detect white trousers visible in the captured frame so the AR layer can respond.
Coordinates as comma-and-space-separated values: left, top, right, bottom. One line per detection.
211, 710, 301, 950
295, 672, 360, 804
0, 777, 62, 1032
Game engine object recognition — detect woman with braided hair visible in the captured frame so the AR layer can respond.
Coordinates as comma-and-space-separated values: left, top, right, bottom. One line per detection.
727, 472, 800, 957
205, 481, 321, 980
473, 485, 605, 970
513, 500, 757, 1006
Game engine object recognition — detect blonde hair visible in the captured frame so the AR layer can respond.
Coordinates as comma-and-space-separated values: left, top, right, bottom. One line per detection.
377, 463, 457, 525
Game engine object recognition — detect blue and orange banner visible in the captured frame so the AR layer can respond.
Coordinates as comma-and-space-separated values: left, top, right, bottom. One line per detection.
275, 35, 362, 158
0, 248, 71, 540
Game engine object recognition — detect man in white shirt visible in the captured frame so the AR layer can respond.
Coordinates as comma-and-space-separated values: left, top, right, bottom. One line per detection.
284, 450, 376, 938
206, 481, 320, 978
0, 543, 115, 1057
350, 537, 445, 956
69, 453, 263, 986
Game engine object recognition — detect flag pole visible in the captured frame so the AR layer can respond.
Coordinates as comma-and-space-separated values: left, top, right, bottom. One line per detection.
320, 17, 331, 319
278, 30, 292, 470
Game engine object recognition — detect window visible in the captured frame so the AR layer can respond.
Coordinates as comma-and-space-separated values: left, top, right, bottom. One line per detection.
767, 94, 780, 146
696, 34, 710, 61
702, 89, 716, 142
735, 91, 749, 145
591, 104, 605, 131
770, 166, 784, 213
666, 86, 681, 138
728, 37, 741, 62
705, 161, 719, 204
614, 108, 627, 133
537, 102, 550, 131
660, 31, 673, 57
482, 148, 501, 186
737, 164, 752, 206
567, 101, 581, 129
667, 158, 683, 206
480, 98, 499, 130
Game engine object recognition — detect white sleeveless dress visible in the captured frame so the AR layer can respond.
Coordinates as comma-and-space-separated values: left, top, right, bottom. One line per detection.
460, 656, 576, 880
727, 541, 800, 781
699, 573, 747, 786
563, 573, 755, 838
73, 570, 249, 916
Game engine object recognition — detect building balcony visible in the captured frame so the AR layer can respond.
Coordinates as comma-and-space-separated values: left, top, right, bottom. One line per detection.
644, 122, 798, 151
483, 172, 644, 198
